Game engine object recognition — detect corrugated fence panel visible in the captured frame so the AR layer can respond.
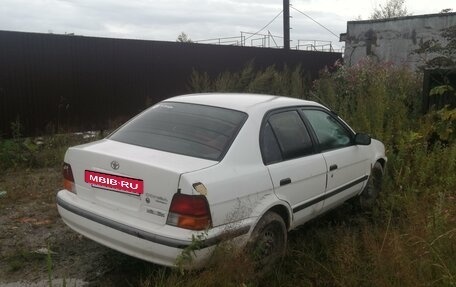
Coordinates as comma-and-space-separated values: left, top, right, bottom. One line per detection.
0, 30, 342, 137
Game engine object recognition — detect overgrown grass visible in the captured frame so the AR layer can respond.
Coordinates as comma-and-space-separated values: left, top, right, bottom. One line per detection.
165, 59, 454, 286
189, 61, 311, 99
0, 132, 103, 171
2, 60, 454, 286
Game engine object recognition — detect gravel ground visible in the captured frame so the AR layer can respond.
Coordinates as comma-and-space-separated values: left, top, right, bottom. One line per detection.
0, 168, 157, 287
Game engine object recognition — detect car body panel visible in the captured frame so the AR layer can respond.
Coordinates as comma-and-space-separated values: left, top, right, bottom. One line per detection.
166, 93, 324, 114
65, 139, 218, 225
57, 93, 387, 268
177, 116, 274, 227
266, 154, 327, 228
320, 145, 370, 212
57, 189, 254, 267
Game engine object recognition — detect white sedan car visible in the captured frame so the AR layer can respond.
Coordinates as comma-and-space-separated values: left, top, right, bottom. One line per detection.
57, 93, 386, 268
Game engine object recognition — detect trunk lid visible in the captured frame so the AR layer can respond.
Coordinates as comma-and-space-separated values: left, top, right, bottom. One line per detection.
65, 139, 217, 225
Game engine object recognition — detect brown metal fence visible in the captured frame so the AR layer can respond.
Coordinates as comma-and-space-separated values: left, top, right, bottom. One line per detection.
0, 30, 342, 137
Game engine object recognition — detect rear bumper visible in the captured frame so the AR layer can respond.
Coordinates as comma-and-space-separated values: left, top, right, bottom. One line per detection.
56, 190, 250, 267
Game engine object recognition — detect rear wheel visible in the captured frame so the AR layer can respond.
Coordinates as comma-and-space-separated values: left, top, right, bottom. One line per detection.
359, 161, 384, 210
247, 211, 287, 270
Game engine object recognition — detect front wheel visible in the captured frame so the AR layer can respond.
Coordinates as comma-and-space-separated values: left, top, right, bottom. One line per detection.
247, 211, 287, 270
359, 161, 384, 210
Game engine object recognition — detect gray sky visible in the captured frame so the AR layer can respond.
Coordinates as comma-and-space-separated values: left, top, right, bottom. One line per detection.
1, 0, 455, 50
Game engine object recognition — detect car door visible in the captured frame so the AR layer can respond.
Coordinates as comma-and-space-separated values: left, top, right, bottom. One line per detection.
300, 108, 370, 212
260, 109, 327, 227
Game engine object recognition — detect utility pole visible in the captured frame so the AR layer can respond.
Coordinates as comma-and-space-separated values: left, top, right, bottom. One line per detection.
283, 0, 290, 49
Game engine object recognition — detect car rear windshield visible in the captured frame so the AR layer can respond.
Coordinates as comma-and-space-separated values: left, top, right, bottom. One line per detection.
109, 102, 248, 161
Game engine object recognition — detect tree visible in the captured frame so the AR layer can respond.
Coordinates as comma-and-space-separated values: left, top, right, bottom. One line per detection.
176, 32, 192, 43
370, 0, 411, 20
414, 25, 456, 70
414, 25, 456, 139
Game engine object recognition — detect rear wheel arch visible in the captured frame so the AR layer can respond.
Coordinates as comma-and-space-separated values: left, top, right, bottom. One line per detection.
376, 158, 386, 170
247, 210, 288, 272
248, 197, 293, 234
268, 204, 292, 230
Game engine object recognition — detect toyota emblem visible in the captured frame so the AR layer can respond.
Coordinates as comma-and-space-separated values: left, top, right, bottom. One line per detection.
111, 161, 120, 170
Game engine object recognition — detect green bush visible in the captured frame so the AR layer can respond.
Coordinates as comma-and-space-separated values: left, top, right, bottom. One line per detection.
0, 133, 102, 171
1, 60, 454, 286
183, 59, 456, 287
189, 61, 310, 99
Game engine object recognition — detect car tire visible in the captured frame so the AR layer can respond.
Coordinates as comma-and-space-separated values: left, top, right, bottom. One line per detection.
358, 161, 383, 210
247, 211, 287, 271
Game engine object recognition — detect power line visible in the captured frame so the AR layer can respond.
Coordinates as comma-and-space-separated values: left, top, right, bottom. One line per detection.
290, 6, 339, 39
244, 10, 284, 41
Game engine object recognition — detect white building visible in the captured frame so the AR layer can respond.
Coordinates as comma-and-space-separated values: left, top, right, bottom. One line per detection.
340, 12, 456, 70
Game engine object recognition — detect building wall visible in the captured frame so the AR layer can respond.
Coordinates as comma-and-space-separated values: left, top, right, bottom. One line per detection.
343, 12, 456, 70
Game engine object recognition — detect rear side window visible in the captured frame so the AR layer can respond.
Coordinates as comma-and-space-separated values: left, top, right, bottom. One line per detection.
261, 122, 283, 164
261, 110, 314, 163
110, 102, 247, 161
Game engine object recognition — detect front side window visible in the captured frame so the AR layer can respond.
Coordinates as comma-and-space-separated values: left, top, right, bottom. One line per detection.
110, 102, 247, 161
302, 109, 353, 151
261, 110, 314, 164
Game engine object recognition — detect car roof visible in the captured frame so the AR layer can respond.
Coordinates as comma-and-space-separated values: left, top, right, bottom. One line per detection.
164, 93, 326, 114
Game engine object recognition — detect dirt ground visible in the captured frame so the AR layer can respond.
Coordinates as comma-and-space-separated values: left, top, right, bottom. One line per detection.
0, 168, 160, 287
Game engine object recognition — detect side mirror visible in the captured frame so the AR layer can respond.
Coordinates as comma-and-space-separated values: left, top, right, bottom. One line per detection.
355, 133, 371, 145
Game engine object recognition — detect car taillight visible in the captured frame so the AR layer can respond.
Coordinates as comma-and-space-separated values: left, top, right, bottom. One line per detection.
166, 193, 211, 230
63, 162, 76, 193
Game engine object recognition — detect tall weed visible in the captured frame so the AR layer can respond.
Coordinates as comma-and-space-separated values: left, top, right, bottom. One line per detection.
189, 61, 310, 99
182, 59, 456, 287
0, 132, 103, 170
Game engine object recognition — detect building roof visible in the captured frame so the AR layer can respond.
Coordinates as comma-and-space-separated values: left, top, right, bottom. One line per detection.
346, 11, 456, 25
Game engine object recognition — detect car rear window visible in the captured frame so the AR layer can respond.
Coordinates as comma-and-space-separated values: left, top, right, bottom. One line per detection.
109, 102, 247, 161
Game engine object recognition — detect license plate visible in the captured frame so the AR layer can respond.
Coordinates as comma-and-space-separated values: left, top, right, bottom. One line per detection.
85, 170, 144, 195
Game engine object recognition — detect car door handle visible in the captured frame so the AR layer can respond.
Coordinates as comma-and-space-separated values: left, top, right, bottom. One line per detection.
280, 178, 291, 186
329, 164, 338, 171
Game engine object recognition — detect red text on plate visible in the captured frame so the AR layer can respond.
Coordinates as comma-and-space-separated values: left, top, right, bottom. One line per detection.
85, 170, 144, 195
